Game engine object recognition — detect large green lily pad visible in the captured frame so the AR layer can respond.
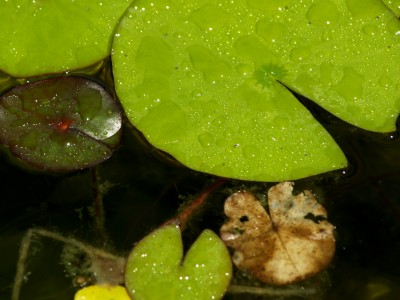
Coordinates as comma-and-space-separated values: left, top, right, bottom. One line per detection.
112, 0, 400, 181
0, 0, 132, 77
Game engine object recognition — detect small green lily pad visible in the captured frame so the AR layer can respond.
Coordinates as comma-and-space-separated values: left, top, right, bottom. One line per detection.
0, 0, 132, 77
0, 77, 121, 172
125, 224, 232, 300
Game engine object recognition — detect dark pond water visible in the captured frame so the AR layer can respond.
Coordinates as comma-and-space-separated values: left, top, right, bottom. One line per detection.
0, 60, 399, 300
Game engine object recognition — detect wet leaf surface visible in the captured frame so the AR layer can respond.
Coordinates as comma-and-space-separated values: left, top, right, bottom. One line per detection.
111, 0, 400, 181
0, 0, 133, 77
0, 77, 121, 172
125, 224, 232, 300
220, 182, 335, 285
381, 0, 400, 17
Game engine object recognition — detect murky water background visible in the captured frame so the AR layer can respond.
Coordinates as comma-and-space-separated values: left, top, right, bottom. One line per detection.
0, 60, 399, 299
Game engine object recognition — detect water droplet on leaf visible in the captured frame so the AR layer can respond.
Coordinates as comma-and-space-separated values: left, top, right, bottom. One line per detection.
363, 24, 379, 36
290, 46, 311, 62
256, 20, 286, 43
378, 75, 393, 88
198, 133, 215, 147
243, 145, 260, 159
306, 1, 339, 26
334, 67, 364, 101
189, 3, 228, 31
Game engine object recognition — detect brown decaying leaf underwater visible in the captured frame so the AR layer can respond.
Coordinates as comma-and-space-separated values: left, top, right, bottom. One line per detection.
220, 182, 335, 285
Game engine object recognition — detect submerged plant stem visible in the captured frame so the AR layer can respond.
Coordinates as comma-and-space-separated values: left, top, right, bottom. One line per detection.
12, 228, 125, 300
228, 284, 316, 297
91, 167, 108, 243
164, 178, 226, 230
12, 229, 33, 300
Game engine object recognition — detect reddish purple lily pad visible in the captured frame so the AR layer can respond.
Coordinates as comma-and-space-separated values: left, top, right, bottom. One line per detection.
0, 77, 122, 172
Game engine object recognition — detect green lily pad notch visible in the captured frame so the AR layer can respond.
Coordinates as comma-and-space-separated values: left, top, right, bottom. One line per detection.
125, 224, 232, 300
112, 0, 400, 181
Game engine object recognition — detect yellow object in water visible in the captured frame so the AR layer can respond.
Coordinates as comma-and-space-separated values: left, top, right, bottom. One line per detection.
74, 285, 130, 300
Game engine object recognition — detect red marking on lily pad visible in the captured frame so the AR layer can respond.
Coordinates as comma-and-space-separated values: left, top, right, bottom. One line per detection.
56, 118, 74, 132
0, 77, 122, 172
